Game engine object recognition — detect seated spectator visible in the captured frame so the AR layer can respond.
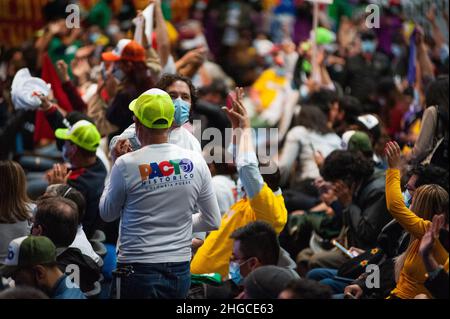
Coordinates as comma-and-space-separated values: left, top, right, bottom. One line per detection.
32, 197, 101, 296
0, 236, 86, 299
43, 184, 102, 267
278, 279, 333, 299
0, 161, 34, 261
297, 150, 391, 272
47, 120, 107, 240
191, 221, 297, 299
191, 88, 288, 277
279, 105, 342, 188
407, 76, 448, 170
385, 141, 449, 299
243, 265, 298, 299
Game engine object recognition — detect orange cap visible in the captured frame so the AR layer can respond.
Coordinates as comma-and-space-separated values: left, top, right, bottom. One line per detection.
102, 39, 146, 62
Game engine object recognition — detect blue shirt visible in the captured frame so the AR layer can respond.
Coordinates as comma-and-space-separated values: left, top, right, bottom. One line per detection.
51, 275, 86, 299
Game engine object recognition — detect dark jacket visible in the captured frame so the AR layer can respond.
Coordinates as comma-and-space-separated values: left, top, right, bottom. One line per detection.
57, 247, 101, 296
344, 171, 392, 250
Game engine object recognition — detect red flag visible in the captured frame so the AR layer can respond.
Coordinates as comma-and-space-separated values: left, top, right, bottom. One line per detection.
34, 53, 73, 143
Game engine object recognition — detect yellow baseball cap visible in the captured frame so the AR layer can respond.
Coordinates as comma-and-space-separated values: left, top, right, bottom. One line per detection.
55, 120, 101, 152
129, 88, 175, 129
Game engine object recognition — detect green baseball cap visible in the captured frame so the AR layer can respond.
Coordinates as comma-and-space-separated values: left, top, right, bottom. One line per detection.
55, 120, 101, 152
0, 236, 57, 278
129, 88, 175, 129
348, 131, 373, 153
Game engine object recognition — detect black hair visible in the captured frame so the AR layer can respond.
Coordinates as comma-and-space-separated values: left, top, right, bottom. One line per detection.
35, 197, 79, 248
411, 164, 449, 193
305, 89, 339, 117
230, 221, 280, 266
294, 105, 333, 135
156, 73, 197, 108
282, 279, 332, 299
339, 95, 364, 124
321, 150, 374, 185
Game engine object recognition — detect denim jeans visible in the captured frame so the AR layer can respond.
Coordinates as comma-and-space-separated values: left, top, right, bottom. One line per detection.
306, 268, 354, 294
113, 262, 191, 299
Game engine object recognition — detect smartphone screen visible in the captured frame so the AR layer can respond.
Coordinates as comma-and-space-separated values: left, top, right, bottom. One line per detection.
332, 240, 354, 258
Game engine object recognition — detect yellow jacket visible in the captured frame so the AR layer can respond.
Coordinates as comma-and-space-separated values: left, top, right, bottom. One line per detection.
190, 183, 287, 278
386, 169, 449, 299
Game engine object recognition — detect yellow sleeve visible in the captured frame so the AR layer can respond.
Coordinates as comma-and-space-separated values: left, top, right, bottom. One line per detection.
386, 169, 430, 239
444, 259, 449, 273
249, 184, 288, 234
190, 201, 251, 277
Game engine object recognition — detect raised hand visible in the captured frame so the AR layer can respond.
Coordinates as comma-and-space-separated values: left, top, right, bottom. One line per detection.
46, 163, 72, 185
222, 87, 250, 130
385, 141, 402, 170
56, 60, 70, 83
111, 139, 133, 163
419, 214, 445, 258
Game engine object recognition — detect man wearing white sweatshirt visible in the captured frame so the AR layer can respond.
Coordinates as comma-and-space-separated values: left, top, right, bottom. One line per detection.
99, 88, 221, 299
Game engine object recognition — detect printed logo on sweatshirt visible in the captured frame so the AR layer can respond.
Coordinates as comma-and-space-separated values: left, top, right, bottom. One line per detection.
138, 158, 195, 190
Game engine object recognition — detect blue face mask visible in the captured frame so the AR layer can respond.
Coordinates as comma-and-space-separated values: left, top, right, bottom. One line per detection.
89, 32, 100, 43
391, 44, 403, 58
229, 261, 244, 286
275, 66, 286, 77
62, 144, 72, 163
403, 190, 412, 208
361, 41, 377, 54
173, 98, 191, 126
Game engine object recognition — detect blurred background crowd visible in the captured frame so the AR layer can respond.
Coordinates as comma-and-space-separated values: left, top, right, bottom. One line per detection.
0, 0, 448, 300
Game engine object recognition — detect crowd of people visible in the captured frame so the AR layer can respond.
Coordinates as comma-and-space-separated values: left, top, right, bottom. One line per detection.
0, 0, 448, 300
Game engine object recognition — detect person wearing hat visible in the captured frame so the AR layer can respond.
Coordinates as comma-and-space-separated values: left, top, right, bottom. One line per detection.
0, 236, 86, 299
99, 88, 221, 299
243, 265, 298, 299
48, 120, 107, 240
342, 130, 374, 161
101, 39, 155, 135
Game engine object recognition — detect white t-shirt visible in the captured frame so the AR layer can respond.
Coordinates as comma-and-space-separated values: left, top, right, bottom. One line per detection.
279, 126, 342, 182
168, 126, 202, 154
99, 143, 221, 264
211, 175, 237, 216
69, 225, 103, 267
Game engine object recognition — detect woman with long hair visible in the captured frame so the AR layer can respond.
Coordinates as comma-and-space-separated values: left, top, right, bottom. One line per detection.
0, 161, 34, 260
385, 141, 449, 299
407, 76, 449, 168
278, 105, 342, 186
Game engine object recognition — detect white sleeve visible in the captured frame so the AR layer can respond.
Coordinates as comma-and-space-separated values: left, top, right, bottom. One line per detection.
192, 158, 221, 233
99, 159, 127, 222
